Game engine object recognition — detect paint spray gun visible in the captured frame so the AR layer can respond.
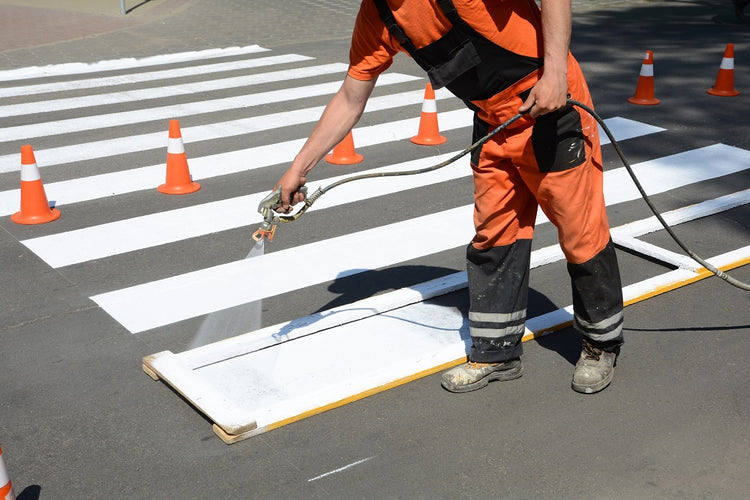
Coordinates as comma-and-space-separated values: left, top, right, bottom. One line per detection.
252, 186, 309, 242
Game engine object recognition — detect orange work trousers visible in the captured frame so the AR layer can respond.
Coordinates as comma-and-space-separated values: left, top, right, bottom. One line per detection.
466, 92, 624, 363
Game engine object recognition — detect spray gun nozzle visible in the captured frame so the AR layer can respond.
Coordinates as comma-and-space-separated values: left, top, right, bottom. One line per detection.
252, 223, 276, 242
252, 186, 307, 242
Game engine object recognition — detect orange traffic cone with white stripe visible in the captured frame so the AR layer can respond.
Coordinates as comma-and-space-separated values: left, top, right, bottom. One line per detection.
411, 82, 447, 145
707, 43, 739, 96
325, 131, 363, 164
628, 50, 660, 105
0, 446, 15, 500
11, 145, 61, 225
158, 119, 200, 194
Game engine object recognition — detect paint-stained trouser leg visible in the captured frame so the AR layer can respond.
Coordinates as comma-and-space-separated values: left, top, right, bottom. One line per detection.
520, 100, 624, 350
568, 240, 624, 349
466, 239, 532, 362
466, 112, 539, 363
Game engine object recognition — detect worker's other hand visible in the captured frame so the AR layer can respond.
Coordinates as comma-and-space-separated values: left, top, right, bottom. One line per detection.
275, 168, 307, 213
519, 70, 568, 118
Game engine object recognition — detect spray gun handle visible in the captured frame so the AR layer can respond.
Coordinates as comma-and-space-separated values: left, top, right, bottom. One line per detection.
256, 186, 308, 217
281, 185, 308, 211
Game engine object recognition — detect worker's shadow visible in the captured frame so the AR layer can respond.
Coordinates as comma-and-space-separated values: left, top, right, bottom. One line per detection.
532, 325, 582, 366
293, 266, 580, 366
272, 265, 472, 343
317, 265, 463, 312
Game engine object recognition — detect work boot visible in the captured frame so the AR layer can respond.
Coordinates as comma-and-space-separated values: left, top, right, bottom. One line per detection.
441, 359, 522, 393
571, 338, 616, 394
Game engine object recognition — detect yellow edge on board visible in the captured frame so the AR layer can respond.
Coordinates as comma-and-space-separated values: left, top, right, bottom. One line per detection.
214, 258, 749, 443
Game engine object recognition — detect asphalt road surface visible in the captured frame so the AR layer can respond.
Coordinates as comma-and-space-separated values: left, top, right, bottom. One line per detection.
0, 0, 748, 498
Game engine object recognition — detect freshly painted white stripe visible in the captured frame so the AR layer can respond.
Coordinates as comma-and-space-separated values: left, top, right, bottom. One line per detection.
601, 144, 749, 206
0, 72, 419, 143
600, 117, 663, 142
0, 86, 448, 172
612, 234, 700, 271
308, 457, 375, 482
0, 53, 312, 99
86, 144, 750, 333
611, 189, 750, 238
0, 63, 348, 117
0, 45, 270, 82
526, 245, 750, 335
178, 271, 470, 369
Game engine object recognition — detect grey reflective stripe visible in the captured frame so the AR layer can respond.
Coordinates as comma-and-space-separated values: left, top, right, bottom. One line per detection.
469, 310, 526, 323
574, 311, 624, 342
470, 323, 526, 339
575, 310, 623, 331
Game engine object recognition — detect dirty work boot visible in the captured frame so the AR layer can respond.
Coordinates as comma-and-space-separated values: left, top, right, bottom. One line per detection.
571, 338, 617, 394
441, 359, 522, 393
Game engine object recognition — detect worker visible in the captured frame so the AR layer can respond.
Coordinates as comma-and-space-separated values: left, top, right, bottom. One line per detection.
273, 0, 624, 394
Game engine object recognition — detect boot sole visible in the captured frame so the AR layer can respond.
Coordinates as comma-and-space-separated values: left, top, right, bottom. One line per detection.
441, 363, 523, 393
571, 369, 614, 394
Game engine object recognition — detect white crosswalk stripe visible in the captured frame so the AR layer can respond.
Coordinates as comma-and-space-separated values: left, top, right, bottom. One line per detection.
0, 45, 271, 82
1, 45, 747, 343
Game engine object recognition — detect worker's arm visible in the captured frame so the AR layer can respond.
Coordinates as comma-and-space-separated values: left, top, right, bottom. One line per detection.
276, 75, 377, 210
519, 0, 571, 117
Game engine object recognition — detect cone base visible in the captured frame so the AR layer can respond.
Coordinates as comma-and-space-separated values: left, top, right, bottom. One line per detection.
411, 135, 447, 145
707, 88, 739, 96
158, 182, 201, 195
11, 207, 61, 225
325, 153, 363, 165
627, 96, 660, 105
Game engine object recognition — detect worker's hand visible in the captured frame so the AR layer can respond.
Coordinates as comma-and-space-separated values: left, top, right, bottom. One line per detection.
275, 167, 307, 213
519, 70, 568, 118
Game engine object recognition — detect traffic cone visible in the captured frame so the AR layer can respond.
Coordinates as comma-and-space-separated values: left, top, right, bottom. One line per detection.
628, 50, 660, 105
325, 131, 363, 164
158, 119, 200, 194
0, 446, 15, 500
707, 43, 739, 96
11, 145, 61, 225
411, 82, 447, 145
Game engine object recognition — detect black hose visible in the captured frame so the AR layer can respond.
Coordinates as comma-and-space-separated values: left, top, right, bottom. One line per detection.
282, 99, 749, 290
568, 99, 749, 291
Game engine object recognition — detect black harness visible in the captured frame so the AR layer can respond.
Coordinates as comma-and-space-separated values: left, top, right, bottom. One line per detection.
373, 0, 541, 103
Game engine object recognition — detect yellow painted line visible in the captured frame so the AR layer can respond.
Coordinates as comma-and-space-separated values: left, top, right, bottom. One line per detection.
623, 257, 750, 307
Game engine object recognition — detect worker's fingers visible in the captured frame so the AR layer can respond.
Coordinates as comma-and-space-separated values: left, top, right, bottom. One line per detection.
518, 94, 536, 115
274, 170, 307, 212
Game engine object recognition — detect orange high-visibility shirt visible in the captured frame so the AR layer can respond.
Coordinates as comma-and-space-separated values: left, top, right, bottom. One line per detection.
348, 0, 544, 82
